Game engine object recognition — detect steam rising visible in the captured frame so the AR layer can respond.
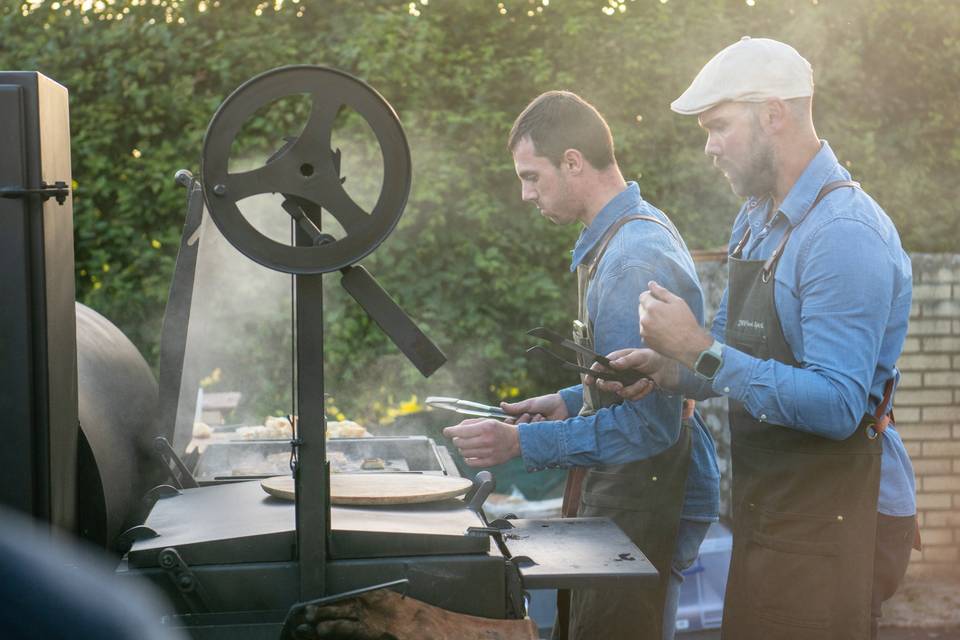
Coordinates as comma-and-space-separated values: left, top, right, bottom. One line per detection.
170, 102, 482, 449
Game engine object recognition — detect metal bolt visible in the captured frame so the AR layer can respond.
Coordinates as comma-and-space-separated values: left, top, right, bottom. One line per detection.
178, 575, 193, 590
213, 183, 227, 196
159, 553, 175, 569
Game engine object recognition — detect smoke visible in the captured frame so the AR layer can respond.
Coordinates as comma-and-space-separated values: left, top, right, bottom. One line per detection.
170, 102, 459, 446
172, 199, 295, 440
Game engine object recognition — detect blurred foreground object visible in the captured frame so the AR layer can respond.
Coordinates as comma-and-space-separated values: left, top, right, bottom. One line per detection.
0, 507, 183, 640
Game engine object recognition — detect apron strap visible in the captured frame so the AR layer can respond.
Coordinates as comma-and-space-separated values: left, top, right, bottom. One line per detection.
870, 378, 896, 435
731, 225, 752, 259
586, 213, 683, 282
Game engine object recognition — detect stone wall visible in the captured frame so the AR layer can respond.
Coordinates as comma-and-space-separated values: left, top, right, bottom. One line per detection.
693, 252, 960, 577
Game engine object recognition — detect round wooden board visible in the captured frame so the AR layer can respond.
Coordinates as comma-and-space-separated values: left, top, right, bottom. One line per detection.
260, 473, 474, 505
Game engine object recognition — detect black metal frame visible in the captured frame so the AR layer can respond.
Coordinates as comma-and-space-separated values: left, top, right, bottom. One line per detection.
197, 65, 446, 602
0, 72, 77, 531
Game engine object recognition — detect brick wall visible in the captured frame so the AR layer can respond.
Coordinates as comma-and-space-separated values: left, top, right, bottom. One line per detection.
896, 254, 960, 576
694, 252, 960, 576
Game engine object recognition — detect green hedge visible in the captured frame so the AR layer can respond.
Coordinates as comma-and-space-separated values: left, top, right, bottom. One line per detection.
2, 0, 958, 423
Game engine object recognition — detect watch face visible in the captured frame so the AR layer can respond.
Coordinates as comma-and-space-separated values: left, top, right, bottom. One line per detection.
696, 353, 722, 379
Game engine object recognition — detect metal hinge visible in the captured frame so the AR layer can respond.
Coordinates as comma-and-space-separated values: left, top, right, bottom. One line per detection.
159, 547, 210, 613
0, 180, 70, 205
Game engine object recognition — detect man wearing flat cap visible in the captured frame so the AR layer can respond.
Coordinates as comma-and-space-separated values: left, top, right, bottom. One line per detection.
595, 37, 918, 639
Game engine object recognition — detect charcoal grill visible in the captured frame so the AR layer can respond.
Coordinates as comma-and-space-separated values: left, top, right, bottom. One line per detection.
1, 66, 661, 639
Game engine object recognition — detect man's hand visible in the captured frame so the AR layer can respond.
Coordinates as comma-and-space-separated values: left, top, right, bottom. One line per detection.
500, 393, 569, 424
589, 348, 681, 400
442, 418, 521, 467
639, 280, 713, 367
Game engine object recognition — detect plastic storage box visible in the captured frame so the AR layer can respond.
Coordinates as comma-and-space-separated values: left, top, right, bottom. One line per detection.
676, 521, 732, 633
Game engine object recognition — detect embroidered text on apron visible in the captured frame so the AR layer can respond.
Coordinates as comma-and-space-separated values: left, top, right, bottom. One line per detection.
554, 214, 692, 640
721, 181, 886, 640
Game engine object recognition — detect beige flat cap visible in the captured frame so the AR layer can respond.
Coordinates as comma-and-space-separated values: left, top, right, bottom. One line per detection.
671, 36, 813, 115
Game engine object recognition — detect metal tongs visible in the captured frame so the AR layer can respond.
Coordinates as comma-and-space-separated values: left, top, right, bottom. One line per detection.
425, 396, 509, 420
525, 327, 647, 386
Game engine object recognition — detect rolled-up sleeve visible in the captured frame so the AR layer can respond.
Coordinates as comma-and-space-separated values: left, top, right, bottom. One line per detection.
558, 384, 584, 418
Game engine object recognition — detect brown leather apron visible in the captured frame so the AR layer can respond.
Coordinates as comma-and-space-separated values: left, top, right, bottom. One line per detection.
721, 181, 885, 640
554, 215, 692, 640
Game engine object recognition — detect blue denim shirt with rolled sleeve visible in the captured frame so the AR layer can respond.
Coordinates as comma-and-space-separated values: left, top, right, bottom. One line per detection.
517, 183, 720, 521
678, 142, 916, 517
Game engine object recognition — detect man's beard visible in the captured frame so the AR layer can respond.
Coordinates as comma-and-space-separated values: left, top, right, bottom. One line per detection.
727, 124, 778, 199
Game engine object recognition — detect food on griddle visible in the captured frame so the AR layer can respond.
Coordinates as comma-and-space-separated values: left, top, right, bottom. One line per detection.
361, 457, 386, 470
236, 416, 294, 440
231, 416, 370, 440
326, 420, 370, 438
266, 415, 296, 434
192, 421, 212, 439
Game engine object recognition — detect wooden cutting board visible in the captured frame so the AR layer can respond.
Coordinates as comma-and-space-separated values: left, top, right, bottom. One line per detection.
260, 473, 474, 505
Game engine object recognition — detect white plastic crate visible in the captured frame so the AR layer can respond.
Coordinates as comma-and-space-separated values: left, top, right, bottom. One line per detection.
675, 521, 732, 633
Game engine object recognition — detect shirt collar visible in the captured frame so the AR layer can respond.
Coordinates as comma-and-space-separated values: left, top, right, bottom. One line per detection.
777, 140, 845, 226
570, 182, 642, 272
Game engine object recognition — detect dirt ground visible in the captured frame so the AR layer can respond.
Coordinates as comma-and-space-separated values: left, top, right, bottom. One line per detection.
685, 629, 960, 639
880, 574, 960, 631
681, 574, 960, 639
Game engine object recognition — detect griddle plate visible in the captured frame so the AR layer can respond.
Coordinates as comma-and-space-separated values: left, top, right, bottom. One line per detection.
128, 480, 488, 569
502, 517, 659, 589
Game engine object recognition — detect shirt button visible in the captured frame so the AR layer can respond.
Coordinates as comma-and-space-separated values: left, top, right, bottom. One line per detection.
760, 414, 767, 422
723, 386, 731, 394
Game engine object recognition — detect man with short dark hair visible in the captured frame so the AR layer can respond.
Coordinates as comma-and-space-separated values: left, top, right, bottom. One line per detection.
444, 90, 720, 640
599, 38, 918, 639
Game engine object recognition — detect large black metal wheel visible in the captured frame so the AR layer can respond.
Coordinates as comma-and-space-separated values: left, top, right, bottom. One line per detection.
201, 65, 411, 275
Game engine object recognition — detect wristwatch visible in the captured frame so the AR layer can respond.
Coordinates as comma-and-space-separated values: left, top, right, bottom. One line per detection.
693, 339, 724, 381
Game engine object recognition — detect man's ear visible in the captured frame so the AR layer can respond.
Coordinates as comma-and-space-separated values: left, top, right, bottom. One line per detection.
759, 99, 789, 134
562, 148, 584, 175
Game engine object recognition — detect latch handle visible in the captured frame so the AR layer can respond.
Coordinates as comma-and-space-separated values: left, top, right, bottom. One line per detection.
0, 180, 70, 205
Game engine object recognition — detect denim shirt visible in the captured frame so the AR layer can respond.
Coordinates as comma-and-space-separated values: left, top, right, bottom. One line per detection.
680, 142, 916, 517
518, 183, 720, 520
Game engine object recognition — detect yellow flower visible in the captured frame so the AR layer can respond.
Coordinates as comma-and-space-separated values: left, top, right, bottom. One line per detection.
200, 367, 222, 388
